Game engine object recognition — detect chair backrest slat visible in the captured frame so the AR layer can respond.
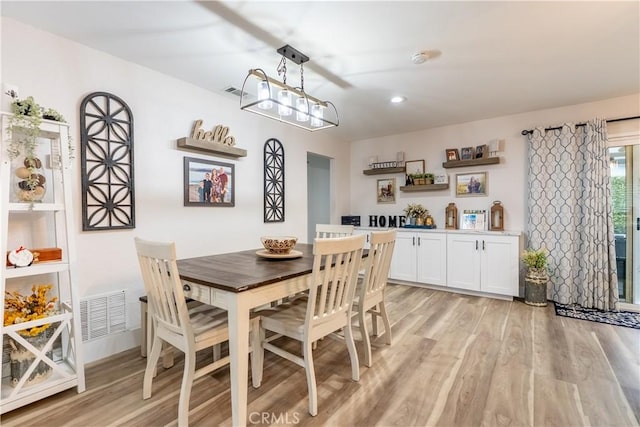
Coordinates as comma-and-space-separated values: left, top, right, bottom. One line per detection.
315, 224, 355, 239
306, 235, 365, 330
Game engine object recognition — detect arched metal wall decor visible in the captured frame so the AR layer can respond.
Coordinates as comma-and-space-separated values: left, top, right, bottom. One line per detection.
80, 92, 135, 230
264, 138, 285, 222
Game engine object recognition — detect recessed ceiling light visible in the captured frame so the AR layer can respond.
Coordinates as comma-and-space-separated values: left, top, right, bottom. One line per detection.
390, 96, 406, 104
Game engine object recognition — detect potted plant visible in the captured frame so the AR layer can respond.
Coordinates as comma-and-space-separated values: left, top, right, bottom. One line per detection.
413, 173, 426, 185
522, 248, 548, 306
424, 173, 434, 185
404, 203, 429, 226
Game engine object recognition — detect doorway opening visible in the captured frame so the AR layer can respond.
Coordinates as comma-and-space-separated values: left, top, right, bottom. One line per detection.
307, 153, 331, 244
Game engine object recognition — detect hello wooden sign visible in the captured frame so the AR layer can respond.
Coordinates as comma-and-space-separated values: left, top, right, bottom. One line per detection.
177, 119, 247, 157
191, 119, 236, 146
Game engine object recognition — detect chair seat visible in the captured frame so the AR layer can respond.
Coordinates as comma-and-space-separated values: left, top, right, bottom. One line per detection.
260, 299, 307, 338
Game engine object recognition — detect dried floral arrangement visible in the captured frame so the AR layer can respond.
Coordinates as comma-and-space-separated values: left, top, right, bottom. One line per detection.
4, 284, 57, 337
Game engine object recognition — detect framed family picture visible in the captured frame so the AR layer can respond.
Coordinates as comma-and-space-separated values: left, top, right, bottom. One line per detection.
376, 178, 396, 204
460, 147, 474, 160
405, 159, 425, 175
455, 172, 487, 197
184, 156, 235, 207
445, 148, 460, 161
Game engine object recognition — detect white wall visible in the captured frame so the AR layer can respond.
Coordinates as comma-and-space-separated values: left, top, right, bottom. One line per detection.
1, 17, 351, 362
350, 93, 640, 236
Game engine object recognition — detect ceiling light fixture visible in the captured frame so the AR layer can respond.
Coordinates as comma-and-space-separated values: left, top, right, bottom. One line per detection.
390, 96, 406, 104
240, 45, 339, 131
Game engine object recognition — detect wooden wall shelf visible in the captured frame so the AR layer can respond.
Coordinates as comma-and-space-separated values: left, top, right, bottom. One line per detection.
177, 137, 247, 158
400, 184, 449, 192
442, 157, 499, 169
363, 167, 405, 175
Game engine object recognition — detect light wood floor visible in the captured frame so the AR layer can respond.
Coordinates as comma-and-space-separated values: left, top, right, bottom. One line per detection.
2, 284, 639, 426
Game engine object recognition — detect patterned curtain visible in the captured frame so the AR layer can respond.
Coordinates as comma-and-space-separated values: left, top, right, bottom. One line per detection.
527, 119, 618, 311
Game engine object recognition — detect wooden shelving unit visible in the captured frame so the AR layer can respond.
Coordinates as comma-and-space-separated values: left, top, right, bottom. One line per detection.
362, 167, 405, 175
399, 183, 449, 192
1, 114, 85, 414
442, 157, 500, 169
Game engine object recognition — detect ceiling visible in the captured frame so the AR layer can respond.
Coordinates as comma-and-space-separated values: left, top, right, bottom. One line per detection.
2, 1, 639, 142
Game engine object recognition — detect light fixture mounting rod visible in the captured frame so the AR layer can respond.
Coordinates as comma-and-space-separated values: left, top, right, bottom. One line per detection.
276, 44, 309, 65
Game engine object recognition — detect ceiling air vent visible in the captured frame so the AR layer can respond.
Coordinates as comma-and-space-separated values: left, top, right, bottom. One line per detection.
223, 86, 246, 98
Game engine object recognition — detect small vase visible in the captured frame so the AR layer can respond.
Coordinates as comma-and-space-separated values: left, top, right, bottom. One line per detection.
13, 156, 47, 203
416, 217, 424, 226
9, 333, 53, 387
408, 217, 416, 226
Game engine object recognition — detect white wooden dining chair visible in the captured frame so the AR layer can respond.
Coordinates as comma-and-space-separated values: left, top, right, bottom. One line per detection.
257, 234, 366, 416
134, 237, 261, 427
315, 223, 354, 238
352, 229, 396, 367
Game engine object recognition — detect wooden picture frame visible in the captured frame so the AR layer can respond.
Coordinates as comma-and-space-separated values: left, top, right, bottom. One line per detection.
445, 148, 460, 161
184, 156, 235, 206
460, 147, 474, 160
475, 144, 488, 159
455, 172, 487, 197
404, 159, 425, 175
376, 178, 396, 204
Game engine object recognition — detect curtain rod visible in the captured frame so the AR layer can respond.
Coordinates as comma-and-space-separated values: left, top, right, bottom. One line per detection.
520, 115, 640, 136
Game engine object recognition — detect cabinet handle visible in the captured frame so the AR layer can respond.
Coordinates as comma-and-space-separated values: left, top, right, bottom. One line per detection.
367, 235, 370, 243
183, 284, 191, 292
418, 237, 421, 246
483, 240, 485, 250
413, 236, 415, 246
475, 240, 478, 250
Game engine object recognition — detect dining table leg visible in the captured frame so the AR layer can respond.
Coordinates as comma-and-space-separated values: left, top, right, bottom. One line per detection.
228, 294, 251, 427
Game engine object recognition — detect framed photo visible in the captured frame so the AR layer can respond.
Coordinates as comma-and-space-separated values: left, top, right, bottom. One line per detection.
461, 209, 487, 230
456, 172, 487, 197
475, 144, 488, 159
460, 147, 474, 160
445, 148, 460, 161
405, 159, 425, 175
376, 178, 396, 204
184, 156, 235, 207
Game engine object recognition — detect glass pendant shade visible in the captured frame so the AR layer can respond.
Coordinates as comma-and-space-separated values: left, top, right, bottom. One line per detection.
278, 89, 292, 116
310, 103, 323, 127
296, 97, 309, 122
257, 80, 272, 110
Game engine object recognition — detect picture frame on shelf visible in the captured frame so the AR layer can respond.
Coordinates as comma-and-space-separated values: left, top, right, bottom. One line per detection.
183, 156, 235, 207
455, 171, 487, 197
461, 209, 487, 230
404, 159, 425, 175
475, 144, 488, 158
376, 178, 396, 204
445, 148, 460, 161
460, 147, 474, 160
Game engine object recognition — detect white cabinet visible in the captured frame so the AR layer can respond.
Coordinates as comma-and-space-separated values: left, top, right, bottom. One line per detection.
446, 232, 519, 296
1, 113, 85, 413
389, 231, 447, 286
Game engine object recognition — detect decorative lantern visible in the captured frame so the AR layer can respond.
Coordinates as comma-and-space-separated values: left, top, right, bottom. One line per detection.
490, 200, 504, 231
445, 202, 457, 229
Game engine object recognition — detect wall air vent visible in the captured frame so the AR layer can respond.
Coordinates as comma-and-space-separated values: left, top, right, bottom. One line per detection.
80, 290, 126, 341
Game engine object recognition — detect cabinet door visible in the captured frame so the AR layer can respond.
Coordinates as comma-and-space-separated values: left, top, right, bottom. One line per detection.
481, 235, 519, 296
416, 233, 447, 286
389, 232, 416, 281
447, 234, 481, 290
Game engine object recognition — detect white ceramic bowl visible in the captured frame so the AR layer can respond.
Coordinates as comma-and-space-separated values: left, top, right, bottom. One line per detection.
260, 236, 298, 254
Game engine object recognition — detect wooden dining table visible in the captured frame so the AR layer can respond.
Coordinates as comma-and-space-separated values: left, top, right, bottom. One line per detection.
176, 243, 319, 427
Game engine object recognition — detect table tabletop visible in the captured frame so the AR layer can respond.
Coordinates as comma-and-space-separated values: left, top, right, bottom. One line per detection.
177, 243, 316, 292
